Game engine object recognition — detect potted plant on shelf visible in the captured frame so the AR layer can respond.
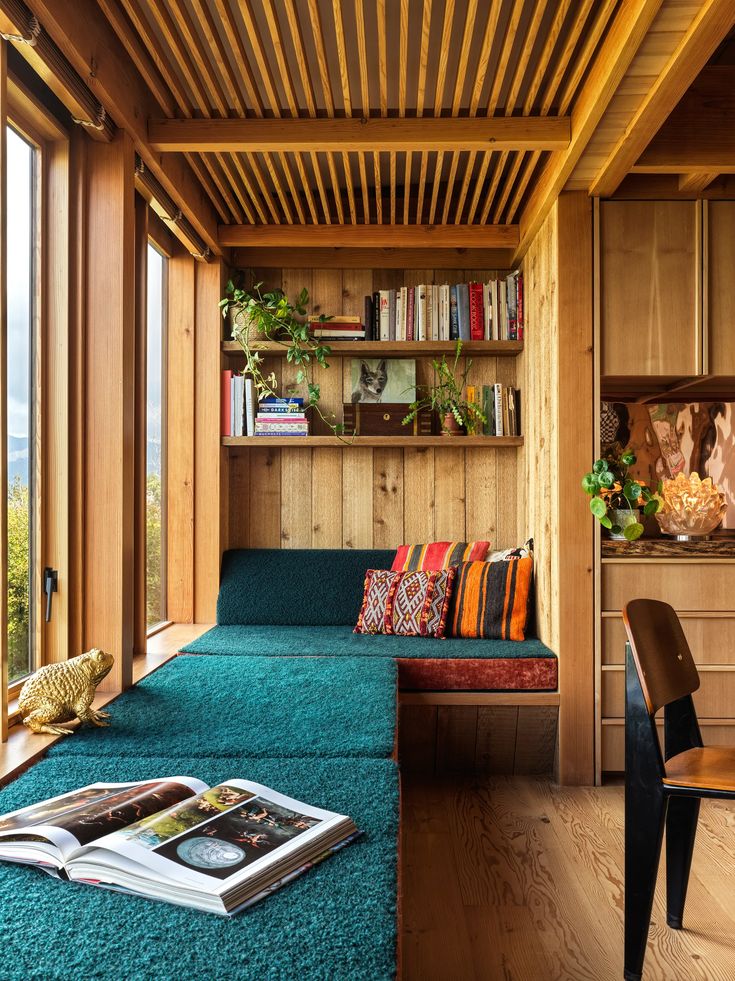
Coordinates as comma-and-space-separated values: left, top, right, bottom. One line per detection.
219, 278, 341, 432
581, 450, 661, 541
401, 340, 485, 436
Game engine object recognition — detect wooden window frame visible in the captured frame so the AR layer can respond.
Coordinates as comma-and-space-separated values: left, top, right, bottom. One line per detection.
2, 66, 71, 736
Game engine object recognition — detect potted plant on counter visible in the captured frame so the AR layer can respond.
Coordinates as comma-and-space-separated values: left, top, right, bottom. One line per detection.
581, 450, 661, 541
402, 340, 485, 436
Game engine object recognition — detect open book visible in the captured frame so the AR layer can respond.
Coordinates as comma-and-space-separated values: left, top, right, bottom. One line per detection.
0, 776, 359, 915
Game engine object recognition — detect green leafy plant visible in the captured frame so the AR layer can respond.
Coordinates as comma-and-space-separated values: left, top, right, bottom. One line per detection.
219, 278, 342, 432
581, 450, 661, 541
402, 340, 486, 435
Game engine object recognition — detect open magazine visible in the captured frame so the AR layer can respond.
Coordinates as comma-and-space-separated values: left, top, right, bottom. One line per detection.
0, 777, 360, 916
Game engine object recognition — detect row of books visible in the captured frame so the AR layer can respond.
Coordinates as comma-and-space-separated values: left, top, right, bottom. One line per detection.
221, 371, 309, 437
471, 384, 521, 437
362, 273, 523, 343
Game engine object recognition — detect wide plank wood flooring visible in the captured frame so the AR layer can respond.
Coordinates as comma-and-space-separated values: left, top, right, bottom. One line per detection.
401, 774, 735, 980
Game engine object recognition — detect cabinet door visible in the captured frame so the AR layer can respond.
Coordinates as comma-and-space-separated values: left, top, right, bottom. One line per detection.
600, 201, 701, 376
707, 200, 735, 374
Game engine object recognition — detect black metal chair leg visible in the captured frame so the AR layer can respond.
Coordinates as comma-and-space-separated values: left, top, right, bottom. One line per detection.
624, 791, 667, 981
665, 795, 700, 929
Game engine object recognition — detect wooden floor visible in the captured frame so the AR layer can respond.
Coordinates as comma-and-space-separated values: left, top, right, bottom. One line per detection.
401, 774, 735, 980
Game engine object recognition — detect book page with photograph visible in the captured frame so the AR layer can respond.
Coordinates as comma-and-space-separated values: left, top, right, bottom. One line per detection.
68, 780, 357, 914
0, 778, 207, 868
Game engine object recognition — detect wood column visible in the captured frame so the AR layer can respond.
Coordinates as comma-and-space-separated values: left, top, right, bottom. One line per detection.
133, 194, 148, 654
0, 41, 7, 740
556, 191, 595, 784
83, 131, 136, 691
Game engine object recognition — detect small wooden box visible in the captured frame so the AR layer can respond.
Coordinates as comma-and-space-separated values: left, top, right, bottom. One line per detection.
343, 402, 433, 436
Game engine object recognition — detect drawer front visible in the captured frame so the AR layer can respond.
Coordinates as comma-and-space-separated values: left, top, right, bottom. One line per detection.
602, 722, 735, 772
602, 561, 735, 612
602, 615, 735, 665
602, 668, 735, 719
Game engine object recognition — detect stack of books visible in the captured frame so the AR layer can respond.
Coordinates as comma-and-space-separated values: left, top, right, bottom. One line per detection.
476, 384, 520, 437
308, 315, 365, 341
221, 370, 255, 437
255, 397, 309, 437
363, 272, 524, 343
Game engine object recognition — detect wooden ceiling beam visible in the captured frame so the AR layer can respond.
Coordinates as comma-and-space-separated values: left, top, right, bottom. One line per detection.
23, 0, 220, 253
148, 116, 571, 153
678, 172, 719, 193
219, 224, 519, 249
231, 246, 515, 270
512, 0, 664, 266
589, 0, 735, 197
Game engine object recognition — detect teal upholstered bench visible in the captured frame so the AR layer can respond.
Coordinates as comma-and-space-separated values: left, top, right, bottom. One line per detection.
182, 548, 558, 692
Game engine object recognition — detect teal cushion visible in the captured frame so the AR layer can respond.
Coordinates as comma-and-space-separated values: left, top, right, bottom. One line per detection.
50, 655, 397, 760
217, 548, 394, 626
182, 624, 556, 660
0, 755, 397, 981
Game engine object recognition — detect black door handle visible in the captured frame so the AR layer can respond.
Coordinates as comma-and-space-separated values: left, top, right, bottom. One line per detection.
43, 567, 58, 622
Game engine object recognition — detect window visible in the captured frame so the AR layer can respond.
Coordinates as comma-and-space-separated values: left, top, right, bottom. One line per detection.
6, 125, 37, 685
146, 242, 167, 629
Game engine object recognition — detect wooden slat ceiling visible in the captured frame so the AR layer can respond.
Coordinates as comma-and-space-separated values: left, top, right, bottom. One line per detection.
100, 0, 614, 226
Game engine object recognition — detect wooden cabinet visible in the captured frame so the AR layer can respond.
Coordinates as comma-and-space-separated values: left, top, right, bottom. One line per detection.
600, 201, 701, 376
706, 201, 735, 374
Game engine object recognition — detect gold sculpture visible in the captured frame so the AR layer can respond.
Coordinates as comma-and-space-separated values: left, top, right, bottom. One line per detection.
18, 648, 114, 735
655, 472, 727, 539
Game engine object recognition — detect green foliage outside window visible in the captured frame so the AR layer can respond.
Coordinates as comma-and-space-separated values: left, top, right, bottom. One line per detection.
146, 472, 163, 628
7, 476, 30, 683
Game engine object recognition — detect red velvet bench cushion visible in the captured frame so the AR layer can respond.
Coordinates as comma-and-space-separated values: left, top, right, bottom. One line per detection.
397, 656, 557, 691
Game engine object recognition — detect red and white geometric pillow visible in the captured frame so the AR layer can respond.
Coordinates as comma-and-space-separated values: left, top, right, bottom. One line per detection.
354, 568, 456, 638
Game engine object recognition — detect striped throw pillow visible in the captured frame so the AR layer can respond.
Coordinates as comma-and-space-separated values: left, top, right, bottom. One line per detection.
391, 541, 490, 572
449, 558, 533, 641
355, 568, 456, 637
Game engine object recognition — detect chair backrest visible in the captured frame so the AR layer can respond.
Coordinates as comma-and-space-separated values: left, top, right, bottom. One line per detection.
622, 599, 700, 715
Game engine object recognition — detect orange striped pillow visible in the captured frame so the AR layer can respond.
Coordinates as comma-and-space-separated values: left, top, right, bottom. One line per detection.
391, 541, 490, 572
449, 558, 533, 641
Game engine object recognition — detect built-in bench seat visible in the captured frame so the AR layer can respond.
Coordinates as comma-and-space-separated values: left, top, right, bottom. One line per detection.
182, 624, 557, 690
181, 548, 558, 693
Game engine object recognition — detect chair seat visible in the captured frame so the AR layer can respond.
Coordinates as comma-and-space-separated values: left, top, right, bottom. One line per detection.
664, 746, 735, 793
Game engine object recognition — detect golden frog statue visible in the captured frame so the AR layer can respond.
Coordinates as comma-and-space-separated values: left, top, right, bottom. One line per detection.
18, 649, 115, 735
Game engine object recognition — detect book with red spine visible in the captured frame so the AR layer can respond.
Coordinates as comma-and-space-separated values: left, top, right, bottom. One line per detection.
468, 282, 484, 340
517, 274, 524, 341
221, 370, 232, 437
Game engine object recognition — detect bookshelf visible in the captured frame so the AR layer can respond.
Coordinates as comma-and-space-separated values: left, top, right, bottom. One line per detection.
222, 340, 523, 357
222, 435, 524, 448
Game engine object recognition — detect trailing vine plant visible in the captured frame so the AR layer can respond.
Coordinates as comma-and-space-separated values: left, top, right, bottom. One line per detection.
219, 278, 344, 434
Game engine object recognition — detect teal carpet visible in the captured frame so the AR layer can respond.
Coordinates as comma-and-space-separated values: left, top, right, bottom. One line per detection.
50, 656, 397, 760
0, 755, 398, 981
182, 623, 556, 660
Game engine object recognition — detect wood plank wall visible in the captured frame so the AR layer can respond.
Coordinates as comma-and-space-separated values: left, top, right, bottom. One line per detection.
224, 266, 521, 556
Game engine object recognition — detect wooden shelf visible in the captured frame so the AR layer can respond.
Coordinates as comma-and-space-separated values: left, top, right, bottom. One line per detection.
601, 536, 735, 559
222, 435, 523, 448
601, 374, 735, 403
221, 340, 523, 356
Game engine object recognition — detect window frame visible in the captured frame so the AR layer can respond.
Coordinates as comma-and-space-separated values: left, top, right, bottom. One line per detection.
145, 237, 169, 637
3, 72, 71, 728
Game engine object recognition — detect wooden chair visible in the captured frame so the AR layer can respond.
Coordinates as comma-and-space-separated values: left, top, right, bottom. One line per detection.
622, 598, 735, 980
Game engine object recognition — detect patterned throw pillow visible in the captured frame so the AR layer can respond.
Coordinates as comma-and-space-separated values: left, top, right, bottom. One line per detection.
391, 541, 490, 572
355, 568, 456, 637
449, 558, 534, 641
486, 538, 534, 563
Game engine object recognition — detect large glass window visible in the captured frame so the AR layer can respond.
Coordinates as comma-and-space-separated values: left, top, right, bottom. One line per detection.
6, 126, 36, 684
146, 243, 166, 629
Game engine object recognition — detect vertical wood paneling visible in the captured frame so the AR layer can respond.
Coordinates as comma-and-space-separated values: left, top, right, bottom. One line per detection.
373, 448, 404, 547
227, 451, 250, 548
280, 447, 313, 547
436, 705, 478, 773
83, 132, 136, 692
312, 448, 343, 547
166, 250, 195, 622
403, 448, 435, 542
194, 258, 226, 622
475, 707, 519, 773
248, 447, 281, 547
465, 447, 498, 544
311, 268, 344, 433
342, 447, 374, 548
434, 448, 466, 540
